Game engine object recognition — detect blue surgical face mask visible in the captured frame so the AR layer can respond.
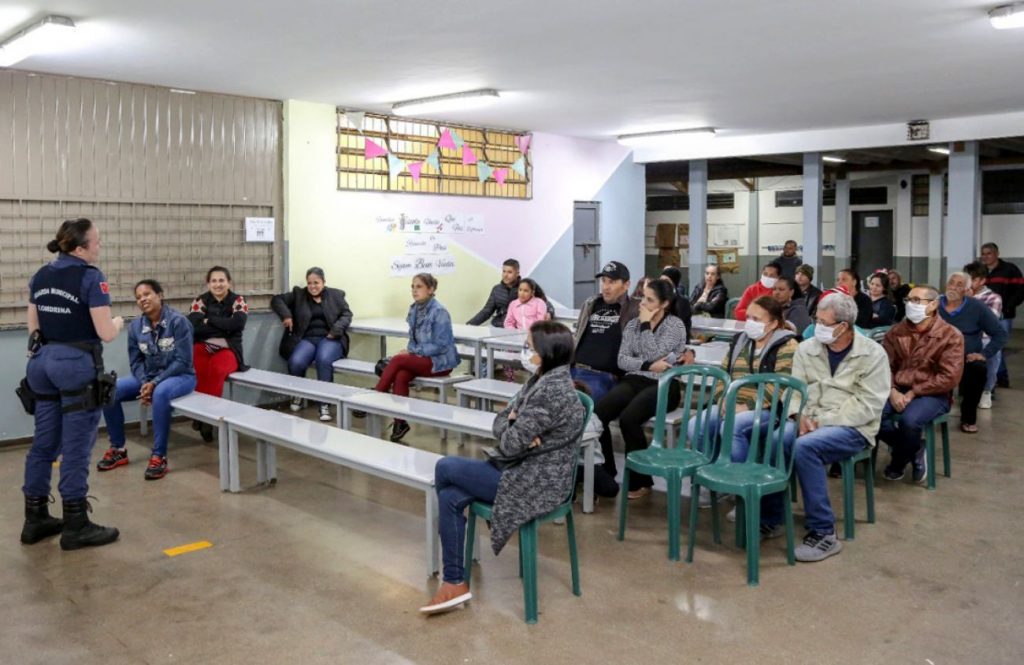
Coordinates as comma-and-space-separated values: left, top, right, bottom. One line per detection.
520, 346, 540, 374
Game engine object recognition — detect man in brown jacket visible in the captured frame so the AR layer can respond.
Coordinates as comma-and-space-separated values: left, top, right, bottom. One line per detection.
879, 285, 964, 483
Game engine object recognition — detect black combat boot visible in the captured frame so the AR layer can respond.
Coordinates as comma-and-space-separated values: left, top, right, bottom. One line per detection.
59, 498, 119, 551
20, 495, 63, 544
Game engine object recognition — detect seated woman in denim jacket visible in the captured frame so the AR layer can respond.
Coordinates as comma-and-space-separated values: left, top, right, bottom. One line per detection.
420, 321, 585, 615
98, 280, 196, 480
375, 273, 459, 442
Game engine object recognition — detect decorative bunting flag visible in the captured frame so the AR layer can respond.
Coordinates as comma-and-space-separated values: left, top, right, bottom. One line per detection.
388, 153, 406, 179
365, 138, 388, 160
462, 146, 478, 166
425, 150, 440, 171
344, 111, 366, 133
408, 161, 423, 183
451, 130, 465, 149
516, 134, 532, 154
510, 156, 526, 176
437, 129, 457, 150
477, 161, 494, 182
493, 168, 508, 186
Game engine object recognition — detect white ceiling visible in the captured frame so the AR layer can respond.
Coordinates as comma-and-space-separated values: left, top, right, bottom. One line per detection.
3, 0, 1024, 143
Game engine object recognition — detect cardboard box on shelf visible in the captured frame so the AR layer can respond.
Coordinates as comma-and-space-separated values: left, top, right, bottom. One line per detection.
655, 223, 678, 248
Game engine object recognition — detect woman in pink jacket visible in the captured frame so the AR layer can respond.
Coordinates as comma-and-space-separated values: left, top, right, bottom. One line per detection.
504, 278, 550, 329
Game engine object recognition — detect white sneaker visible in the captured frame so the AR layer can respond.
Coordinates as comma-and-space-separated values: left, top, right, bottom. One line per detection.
289, 397, 303, 412
979, 391, 993, 409
726, 506, 736, 523
319, 404, 332, 422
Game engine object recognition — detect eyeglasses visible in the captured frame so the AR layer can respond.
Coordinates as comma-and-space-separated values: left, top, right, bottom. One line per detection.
904, 297, 936, 305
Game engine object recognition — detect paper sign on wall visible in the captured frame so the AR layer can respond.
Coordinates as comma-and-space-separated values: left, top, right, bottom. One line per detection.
245, 217, 275, 242
390, 254, 457, 277
865, 217, 880, 228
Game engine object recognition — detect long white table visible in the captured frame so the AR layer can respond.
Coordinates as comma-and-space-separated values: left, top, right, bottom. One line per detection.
348, 317, 523, 378
690, 317, 744, 337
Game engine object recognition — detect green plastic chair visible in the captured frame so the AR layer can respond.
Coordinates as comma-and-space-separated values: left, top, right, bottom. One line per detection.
791, 446, 876, 540
617, 365, 731, 560
724, 297, 741, 320
883, 411, 951, 490
868, 325, 891, 343
463, 391, 594, 624
685, 374, 808, 586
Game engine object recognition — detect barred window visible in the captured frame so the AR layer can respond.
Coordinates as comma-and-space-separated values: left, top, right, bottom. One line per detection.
337, 111, 532, 199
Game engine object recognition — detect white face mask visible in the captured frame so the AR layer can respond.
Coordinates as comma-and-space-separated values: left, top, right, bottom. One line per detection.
814, 323, 839, 345
520, 346, 540, 374
905, 302, 929, 324
760, 275, 778, 289
743, 319, 768, 341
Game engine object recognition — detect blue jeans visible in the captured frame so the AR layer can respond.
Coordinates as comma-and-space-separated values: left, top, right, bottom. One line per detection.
763, 424, 868, 534
288, 337, 345, 382
23, 345, 102, 501
435, 456, 501, 584
997, 318, 1012, 382
571, 367, 617, 406
103, 374, 196, 457
685, 406, 774, 460
877, 394, 950, 470
983, 336, 1001, 392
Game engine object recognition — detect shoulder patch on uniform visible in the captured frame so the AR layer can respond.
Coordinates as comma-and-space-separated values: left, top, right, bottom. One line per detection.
100, 282, 110, 294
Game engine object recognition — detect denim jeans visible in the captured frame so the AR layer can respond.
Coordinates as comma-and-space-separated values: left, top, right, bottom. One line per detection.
435, 456, 501, 584
983, 336, 1001, 392
997, 318, 1012, 382
288, 336, 345, 382
877, 394, 950, 470
103, 374, 197, 457
570, 367, 618, 406
762, 423, 868, 534
685, 406, 774, 460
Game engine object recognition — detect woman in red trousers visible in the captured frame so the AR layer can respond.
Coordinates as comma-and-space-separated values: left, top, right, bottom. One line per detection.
188, 266, 249, 440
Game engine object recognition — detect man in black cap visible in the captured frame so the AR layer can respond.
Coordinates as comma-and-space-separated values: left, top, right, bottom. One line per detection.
572, 260, 638, 405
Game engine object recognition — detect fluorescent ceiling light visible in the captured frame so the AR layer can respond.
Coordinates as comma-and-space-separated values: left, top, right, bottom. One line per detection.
617, 127, 716, 147
929, 146, 950, 155
392, 89, 499, 117
822, 156, 846, 163
0, 15, 76, 67
989, 3, 1024, 29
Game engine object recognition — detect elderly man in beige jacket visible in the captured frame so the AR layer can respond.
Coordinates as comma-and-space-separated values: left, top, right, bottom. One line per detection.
759, 291, 891, 563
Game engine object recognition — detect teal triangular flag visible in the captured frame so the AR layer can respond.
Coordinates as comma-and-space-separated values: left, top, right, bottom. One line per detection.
510, 156, 526, 176
451, 130, 464, 149
477, 161, 493, 182
425, 150, 440, 171
388, 153, 405, 179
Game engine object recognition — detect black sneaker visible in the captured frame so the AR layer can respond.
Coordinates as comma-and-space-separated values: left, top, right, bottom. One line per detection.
96, 447, 128, 472
911, 448, 927, 485
144, 455, 168, 480
760, 523, 784, 540
351, 410, 367, 419
828, 463, 842, 478
997, 377, 1010, 389
199, 423, 215, 442
390, 420, 411, 442
883, 465, 905, 481
795, 530, 842, 562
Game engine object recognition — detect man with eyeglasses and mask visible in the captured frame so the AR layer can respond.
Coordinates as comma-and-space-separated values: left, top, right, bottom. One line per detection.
938, 272, 1007, 434
878, 286, 964, 483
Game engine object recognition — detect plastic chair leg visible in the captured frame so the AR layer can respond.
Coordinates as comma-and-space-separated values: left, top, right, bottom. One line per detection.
566, 511, 581, 596
520, 522, 539, 624
925, 425, 937, 491
745, 491, 761, 587
865, 454, 876, 524
841, 459, 855, 540
710, 490, 722, 545
667, 472, 682, 561
735, 498, 746, 549
783, 490, 796, 566
616, 467, 630, 541
941, 422, 951, 478
790, 473, 798, 503
685, 482, 700, 563
464, 510, 477, 587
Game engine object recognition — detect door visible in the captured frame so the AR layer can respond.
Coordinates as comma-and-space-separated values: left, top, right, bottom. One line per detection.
850, 210, 894, 280
573, 202, 601, 307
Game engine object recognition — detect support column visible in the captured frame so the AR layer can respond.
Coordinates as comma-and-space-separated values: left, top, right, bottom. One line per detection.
834, 178, 851, 278
688, 160, 708, 292
946, 141, 980, 275
895, 172, 913, 278
747, 182, 759, 288
801, 153, 823, 277
927, 170, 945, 288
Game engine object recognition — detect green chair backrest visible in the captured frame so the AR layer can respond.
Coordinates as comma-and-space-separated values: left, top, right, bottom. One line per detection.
651, 364, 731, 455
868, 325, 891, 342
725, 297, 741, 320
716, 374, 808, 475
802, 322, 869, 340
561, 390, 595, 504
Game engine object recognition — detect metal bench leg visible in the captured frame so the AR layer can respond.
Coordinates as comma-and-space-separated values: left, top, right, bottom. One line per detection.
335, 400, 343, 428
425, 490, 439, 578
458, 393, 468, 448
256, 440, 267, 485
266, 444, 277, 484
140, 403, 149, 436
217, 422, 229, 492
380, 336, 387, 359
474, 344, 484, 378
440, 385, 449, 441
487, 348, 495, 379
342, 405, 352, 430
228, 428, 241, 493
583, 442, 595, 514
369, 414, 382, 439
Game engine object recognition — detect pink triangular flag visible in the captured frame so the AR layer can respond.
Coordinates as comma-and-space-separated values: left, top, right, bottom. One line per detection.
408, 161, 423, 183
365, 138, 388, 160
516, 134, 531, 154
462, 146, 477, 166
493, 168, 508, 186
437, 129, 457, 150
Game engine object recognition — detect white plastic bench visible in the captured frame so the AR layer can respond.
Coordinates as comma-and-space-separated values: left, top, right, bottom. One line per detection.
170, 393, 267, 492
341, 391, 599, 514
227, 368, 369, 427
223, 407, 442, 577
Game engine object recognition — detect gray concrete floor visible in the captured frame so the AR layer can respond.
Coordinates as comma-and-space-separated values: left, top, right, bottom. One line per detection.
3, 348, 1023, 665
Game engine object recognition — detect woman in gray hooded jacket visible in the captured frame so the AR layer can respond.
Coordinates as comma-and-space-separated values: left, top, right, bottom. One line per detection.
420, 321, 585, 615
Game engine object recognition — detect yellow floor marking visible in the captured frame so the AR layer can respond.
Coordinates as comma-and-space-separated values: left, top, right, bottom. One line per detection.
163, 540, 213, 557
